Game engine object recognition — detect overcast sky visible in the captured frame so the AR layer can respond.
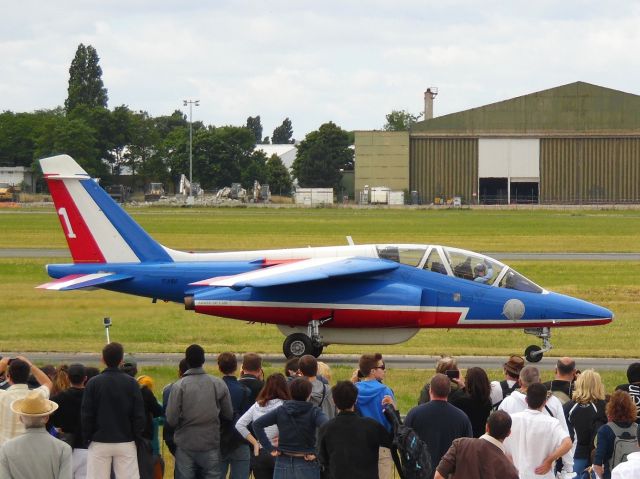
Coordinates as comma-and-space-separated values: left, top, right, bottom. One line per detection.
2, 1, 640, 140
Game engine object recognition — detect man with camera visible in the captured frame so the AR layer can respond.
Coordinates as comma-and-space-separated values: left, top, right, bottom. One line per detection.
0, 354, 53, 447
405, 374, 473, 474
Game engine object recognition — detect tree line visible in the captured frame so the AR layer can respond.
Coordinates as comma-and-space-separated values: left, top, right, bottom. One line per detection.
0, 44, 358, 195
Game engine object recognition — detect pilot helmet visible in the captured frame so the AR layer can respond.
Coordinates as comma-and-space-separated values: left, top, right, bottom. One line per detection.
474, 264, 486, 275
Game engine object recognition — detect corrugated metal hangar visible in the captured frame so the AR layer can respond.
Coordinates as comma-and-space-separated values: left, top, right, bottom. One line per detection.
355, 82, 640, 204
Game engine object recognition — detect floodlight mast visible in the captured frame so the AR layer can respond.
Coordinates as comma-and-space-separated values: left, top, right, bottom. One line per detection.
183, 99, 200, 203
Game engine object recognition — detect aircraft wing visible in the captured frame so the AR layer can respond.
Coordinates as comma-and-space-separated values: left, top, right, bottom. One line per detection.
190, 257, 399, 290
37, 273, 133, 291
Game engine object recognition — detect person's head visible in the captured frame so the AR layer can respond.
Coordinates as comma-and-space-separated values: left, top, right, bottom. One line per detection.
41, 365, 56, 380
217, 352, 238, 375
317, 361, 332, 383
465, 367, 491, 403
84, 367, 100, 383
519, 366, 540, 389
572, 369, 605, 404
474, 263, 487, 277
298, 355, 318, 378
67, 363, 86, 387
606, 390, 637, 423
242, 353, 262, 374
178, 358, 189, 377
359, 353, 385, 380
256, 373, 291, 407
7, 359, 31, 385
289, 377, 312, 401
503, 355, 525, 380
525, 383, 548, 410
626, 362, 640, 384
435, 356, 458, 375
429, 373, 451, 400
102, 342, 124, 368
185, 344, 205, 369
11, 391, 58, 429
284, 357, 299, 378
486, 410, 512, 441
332, 381, 358, 411
555, 357, 576, 380
120, 357, 138, 377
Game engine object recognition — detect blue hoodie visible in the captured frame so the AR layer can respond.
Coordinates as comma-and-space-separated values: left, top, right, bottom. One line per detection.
254, 400, 328, 454
356, 380, 395, 431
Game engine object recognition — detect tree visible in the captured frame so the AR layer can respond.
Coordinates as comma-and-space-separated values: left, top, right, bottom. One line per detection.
272, 118, 294, 144
246, 116, 263, 144
292, 122, 353, 189
65, 44, 108, 112
266, 154, 292, 195
383, 110, 423, 131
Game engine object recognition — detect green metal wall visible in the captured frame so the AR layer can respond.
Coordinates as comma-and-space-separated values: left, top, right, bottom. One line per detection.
540, 138, 640, 203
410, 138, 478, 204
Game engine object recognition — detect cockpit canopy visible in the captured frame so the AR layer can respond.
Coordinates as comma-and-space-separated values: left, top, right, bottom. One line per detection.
376, 244, 544, 294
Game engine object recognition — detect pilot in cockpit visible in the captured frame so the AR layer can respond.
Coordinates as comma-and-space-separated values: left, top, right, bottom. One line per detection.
473, 261, 493, 284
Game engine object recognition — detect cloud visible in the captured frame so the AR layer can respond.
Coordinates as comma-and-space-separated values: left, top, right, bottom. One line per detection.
2, 1, 640, 137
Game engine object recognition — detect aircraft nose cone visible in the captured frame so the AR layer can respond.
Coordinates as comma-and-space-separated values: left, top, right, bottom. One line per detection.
547, 292, 613, 324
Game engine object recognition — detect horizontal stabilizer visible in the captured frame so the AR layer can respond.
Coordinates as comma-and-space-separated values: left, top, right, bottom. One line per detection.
190, 257, 399, 289
37, 273, 132, 291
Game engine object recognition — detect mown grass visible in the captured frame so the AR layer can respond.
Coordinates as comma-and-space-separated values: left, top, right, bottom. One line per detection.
3, 206, 640, 252
1, 258, 638, 357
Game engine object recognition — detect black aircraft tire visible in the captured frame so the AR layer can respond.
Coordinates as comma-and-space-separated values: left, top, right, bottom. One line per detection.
283, 333, 313, 358
525, 344, 543, 363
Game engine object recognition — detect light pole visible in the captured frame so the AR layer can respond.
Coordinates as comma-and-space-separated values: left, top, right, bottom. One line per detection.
183, 99, 199, 204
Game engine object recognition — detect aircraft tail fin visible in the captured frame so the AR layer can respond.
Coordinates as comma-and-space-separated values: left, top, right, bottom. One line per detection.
40, 155, 172, 264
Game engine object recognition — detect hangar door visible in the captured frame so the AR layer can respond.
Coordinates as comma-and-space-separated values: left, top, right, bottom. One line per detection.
478, 139, 540, 204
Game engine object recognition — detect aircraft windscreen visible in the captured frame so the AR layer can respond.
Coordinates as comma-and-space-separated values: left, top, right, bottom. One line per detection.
377, 246, 427, 267
443, 248, 501, 285
499, 269, 543, 294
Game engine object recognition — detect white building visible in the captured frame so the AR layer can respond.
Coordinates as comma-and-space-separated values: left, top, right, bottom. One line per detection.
0, 166, 34, 192
254, 144, 297, 170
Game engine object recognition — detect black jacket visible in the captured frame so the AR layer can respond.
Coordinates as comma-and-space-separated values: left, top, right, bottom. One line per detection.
318, 411, 392, 479
81, 367, 145, 444
51, 387, 87, 448
564, 399, 607, 459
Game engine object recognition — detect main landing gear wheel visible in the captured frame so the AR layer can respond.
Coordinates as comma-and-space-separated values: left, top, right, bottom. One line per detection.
525, 345, 543, 363
283, 333, 313, 358
523, 327, 553, 363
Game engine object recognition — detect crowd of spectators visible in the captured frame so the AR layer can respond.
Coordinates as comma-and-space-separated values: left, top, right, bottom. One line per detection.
0, 349, 639, 479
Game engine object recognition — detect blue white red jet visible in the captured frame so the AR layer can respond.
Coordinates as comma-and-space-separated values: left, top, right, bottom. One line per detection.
37, 155, 613, 360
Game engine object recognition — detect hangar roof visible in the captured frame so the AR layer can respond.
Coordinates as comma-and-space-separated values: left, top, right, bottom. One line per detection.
411, 81, 640, 136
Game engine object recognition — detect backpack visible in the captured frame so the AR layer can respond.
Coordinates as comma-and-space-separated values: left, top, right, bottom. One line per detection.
384, 404, 432, 479
549, 380, 573, 405
493, 380, 518, 410
607, 422, 640, 470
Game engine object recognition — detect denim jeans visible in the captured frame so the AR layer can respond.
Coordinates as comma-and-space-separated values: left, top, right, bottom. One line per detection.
175, 447, 221, 479
273, 455, 320, 479
219, 444, 250, 479
573, 457, 590, 478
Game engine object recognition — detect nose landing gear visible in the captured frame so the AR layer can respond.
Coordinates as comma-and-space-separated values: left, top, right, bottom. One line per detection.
524, 327, 552, 363
282, 318, 330, 358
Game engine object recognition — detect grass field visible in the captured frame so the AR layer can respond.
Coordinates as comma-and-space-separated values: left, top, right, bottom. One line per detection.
3, 206, 640, 252
0, 206, 639, 357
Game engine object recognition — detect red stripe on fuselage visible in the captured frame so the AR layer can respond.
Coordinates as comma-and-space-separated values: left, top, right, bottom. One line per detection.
194, 305, 461, 328
194, 304, 612, 329
46, 179, 105, 263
